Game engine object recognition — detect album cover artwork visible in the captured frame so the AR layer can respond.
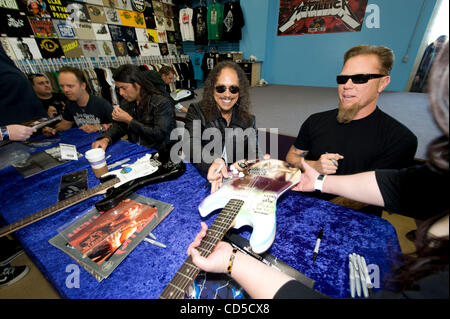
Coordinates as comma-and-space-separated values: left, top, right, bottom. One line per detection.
49, 193, 174, 281
13, 150, 63, 178
58, 169, 88, 201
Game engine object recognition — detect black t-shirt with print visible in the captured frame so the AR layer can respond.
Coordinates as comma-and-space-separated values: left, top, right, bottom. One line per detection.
62, 95, 113, 127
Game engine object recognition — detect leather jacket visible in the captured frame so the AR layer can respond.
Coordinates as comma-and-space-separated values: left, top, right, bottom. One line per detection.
103, 94, 176, 154
184, 102, 258, 176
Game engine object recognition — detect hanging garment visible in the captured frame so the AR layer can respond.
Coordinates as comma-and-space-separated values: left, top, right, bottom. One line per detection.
222, 1, 245, 42
207, 2, 223, 41
192, 6, 208, 45
179, 7, 195, 41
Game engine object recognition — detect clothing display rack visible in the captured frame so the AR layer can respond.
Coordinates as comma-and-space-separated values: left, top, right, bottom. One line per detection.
14, 55, 191, 74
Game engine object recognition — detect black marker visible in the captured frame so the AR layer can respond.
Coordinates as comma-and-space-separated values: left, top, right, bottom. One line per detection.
313, 229, 324, 262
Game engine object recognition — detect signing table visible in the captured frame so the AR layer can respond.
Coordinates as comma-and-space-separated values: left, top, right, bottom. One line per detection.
0, 129, 401, 298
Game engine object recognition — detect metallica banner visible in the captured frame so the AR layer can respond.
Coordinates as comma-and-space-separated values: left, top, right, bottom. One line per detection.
278, 0, 368, 36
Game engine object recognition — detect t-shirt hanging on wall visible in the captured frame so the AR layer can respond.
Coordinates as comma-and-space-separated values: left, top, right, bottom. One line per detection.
0, 9, 34, 38
35, 37, 64, 58
179, 7, 194, 41
222, 1, 244, 42
53, 19, 77, 38
97, 40, 115, 57
29, 17, 57, 38
207, 2, 223, 41
192, 5, 207, 45
60, 38, 83, 57
8, 36, 42, 59
86, 4, 107, 23
143, 0, 156, 29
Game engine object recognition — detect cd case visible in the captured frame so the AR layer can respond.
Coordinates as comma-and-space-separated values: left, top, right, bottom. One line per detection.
49, 193, 174, 282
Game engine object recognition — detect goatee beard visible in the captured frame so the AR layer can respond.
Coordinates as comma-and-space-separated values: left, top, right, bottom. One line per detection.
337, 102, 365, 124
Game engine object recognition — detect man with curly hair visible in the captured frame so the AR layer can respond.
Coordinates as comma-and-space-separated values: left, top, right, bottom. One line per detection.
184, 61, 258, 192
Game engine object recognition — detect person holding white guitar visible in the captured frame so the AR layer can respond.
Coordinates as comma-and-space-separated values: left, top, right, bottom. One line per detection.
186, 43, 449, 299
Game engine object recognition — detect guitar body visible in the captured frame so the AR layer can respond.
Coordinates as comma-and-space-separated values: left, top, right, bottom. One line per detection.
159, 158, 301, 299
199, 158, 301, 254
96, 155, 185, 212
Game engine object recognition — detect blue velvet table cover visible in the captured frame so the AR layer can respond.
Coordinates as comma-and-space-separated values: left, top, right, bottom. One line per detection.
0, 129, 402, 299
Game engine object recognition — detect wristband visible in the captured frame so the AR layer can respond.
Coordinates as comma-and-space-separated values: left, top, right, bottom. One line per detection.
227, 248, 238, 275
0, 126, 9, 141
314, 174, 326, 192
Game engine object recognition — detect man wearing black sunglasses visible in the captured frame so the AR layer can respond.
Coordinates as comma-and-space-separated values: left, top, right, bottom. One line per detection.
287, 45, 417, 183
184, 61, 257, 192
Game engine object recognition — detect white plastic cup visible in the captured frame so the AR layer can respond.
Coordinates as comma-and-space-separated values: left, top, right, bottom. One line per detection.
85, 148, 108, 178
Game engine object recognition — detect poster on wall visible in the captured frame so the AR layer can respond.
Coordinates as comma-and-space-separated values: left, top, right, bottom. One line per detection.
278, 0, 368, 36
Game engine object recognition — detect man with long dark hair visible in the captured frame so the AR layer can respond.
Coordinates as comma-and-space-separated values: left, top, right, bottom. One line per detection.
183, 61, 258, 192
92, 64, 176, 157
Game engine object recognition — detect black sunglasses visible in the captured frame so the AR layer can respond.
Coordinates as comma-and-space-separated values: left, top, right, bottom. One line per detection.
215, 85, 240, 94
336, 74, 386, 84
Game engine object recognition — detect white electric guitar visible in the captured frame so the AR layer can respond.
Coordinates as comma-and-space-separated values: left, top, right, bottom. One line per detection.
159, 158, 301, 299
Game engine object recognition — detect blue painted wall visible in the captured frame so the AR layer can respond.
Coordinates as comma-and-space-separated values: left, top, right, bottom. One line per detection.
239, 0, 438, 91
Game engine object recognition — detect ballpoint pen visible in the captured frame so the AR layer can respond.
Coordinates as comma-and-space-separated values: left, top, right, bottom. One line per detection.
361, 256, 373, 296
312, 229, 323, 262
325, 152, 339, 167
356, 254, 369, 298
144, 237, 167, 248
349, 257, 356, 298
351, 254, 362, 297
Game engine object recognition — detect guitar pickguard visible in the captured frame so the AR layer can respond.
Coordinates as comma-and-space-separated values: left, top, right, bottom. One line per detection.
199, 159, 301, 254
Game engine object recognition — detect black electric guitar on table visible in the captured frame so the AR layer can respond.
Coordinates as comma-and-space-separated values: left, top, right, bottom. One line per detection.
0, 153, 185, 238
159, 158, 301, 299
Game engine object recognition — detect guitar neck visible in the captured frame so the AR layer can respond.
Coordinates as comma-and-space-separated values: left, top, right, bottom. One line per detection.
0, 177, 120, 238
159, 199, 244, 299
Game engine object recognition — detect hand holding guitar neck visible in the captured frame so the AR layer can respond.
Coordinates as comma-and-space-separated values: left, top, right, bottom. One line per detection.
160, 158, 301, 299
